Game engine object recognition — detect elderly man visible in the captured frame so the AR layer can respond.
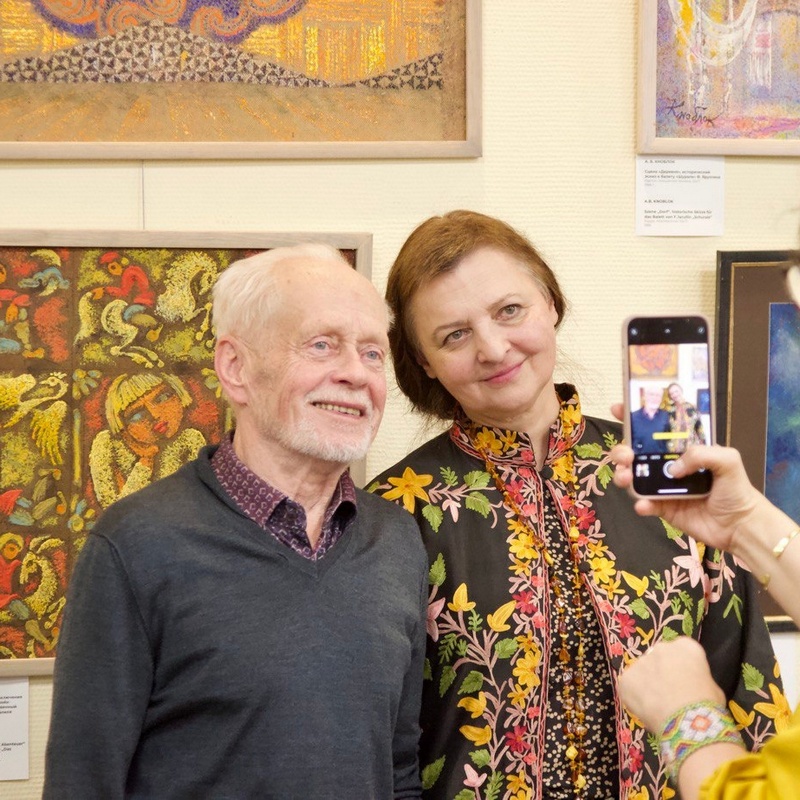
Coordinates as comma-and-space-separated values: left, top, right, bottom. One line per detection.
43, 245, 428, 799
630, 383, 671, 454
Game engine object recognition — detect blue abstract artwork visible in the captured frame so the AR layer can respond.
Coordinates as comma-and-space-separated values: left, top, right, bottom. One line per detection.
765, 302, 800, 523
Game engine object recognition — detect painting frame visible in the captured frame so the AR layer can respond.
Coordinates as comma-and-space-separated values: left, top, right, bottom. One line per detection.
0, 228, 372, 677
716, 249, 798, 631
0, 1, 481, 160
638, 0, 800, 156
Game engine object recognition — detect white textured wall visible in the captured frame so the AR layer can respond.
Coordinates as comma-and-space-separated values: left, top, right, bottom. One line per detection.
2, 2, 800, 795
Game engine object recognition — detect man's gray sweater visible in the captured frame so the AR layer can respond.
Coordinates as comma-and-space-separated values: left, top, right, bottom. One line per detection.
43, 447, 428, 799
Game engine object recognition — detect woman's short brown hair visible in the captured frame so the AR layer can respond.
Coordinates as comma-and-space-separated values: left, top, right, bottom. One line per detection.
386, 210, 567, 421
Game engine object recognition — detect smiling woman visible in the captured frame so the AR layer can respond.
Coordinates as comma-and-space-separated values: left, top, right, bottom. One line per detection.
368, 210, 785, 800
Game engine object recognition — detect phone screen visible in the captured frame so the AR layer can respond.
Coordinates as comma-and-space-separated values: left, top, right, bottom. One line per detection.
624, 316, 713, 497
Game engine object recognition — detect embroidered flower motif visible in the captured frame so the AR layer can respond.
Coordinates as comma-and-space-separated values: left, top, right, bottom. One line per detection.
506, 477, 526, 505
474, 429, 503, 455
589, 555, 617, 585
507, 770, 531, 796
381, 466, 432, 513
508, 683, 528, 708
457, 691, 487, 719
509, 556, 530, 576
550, 454, 575, 484
603, 574, 625, 597
463, 763, 487, 788
487, 599, 517, 632
508, 518, 530, 537
728, 698, 755, 730
672, 555, 705, 588
753, 684, 792, 733
531, 610, 547, 629
586, 539, 610, 559
620, 571, 649, 597
505, 724, 531, 754
513, 589, 536, 615
628, 745, 644, 772
509, 532, 537, 561
615, 612, 636, 639
516, 630, 540, 654
459, 724, 492, 745
447, 582, 476, 612
512, 649, 541, 689
427, 596, 446, 641
574, 504, 597, 530
561, 403, 581, 431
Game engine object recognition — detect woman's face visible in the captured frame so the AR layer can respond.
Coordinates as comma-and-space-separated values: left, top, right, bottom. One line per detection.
668, 384, 684, 403
121, 383, 185, 446
409, 246, 559, 430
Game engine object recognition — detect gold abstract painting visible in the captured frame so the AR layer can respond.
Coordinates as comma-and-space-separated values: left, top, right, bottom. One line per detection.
0, 230, 370, 671
0, 0, 479, 158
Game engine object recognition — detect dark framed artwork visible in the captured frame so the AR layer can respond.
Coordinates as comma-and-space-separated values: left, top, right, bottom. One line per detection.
0, 1, 480, 159
0, 229, 372, 676
716, 250, 799, 630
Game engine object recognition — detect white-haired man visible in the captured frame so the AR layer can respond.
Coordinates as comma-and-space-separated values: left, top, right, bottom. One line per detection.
44, 245, 428, 799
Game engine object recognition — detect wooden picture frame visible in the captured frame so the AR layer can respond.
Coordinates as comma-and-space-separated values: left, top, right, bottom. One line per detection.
0, 1, 481, 160
716, 250, 798, 630
0, 229, 372, 676
638, 0, 800, 156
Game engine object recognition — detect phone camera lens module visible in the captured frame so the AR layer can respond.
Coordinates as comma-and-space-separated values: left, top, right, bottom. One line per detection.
664, 327, 671, 334
630, 327, 638, 336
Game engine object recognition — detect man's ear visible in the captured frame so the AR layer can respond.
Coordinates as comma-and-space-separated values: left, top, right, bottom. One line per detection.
214, 336, 249, 407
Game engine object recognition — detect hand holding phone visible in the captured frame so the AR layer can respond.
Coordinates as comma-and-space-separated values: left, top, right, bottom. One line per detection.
623, 315, 714, 498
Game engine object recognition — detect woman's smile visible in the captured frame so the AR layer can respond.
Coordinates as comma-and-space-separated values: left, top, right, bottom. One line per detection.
483, 360, 524, 385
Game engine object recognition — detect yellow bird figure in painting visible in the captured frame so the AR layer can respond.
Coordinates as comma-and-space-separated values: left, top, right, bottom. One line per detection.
0, 372, 68, 466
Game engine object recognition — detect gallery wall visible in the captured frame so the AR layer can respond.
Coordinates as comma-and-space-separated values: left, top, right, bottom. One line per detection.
2, 2, 800, 795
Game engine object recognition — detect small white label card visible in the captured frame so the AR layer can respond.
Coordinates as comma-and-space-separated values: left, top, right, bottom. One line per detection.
636, 155, 725, 236
0, 678, 29, 781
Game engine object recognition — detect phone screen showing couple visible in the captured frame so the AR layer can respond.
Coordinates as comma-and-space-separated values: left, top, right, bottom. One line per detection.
625, 316, 713, 497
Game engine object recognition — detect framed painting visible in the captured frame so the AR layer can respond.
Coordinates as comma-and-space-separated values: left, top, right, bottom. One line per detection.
639, 0, 800, 155
0, 229, 372, 676
0, 0, 481, 160
716, 249, 799, 630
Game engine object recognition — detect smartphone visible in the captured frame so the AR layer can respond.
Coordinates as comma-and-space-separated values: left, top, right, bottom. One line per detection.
623, 315, 713, 498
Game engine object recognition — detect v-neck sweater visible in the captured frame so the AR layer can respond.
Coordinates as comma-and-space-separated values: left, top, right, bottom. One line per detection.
44, 446, 428, 799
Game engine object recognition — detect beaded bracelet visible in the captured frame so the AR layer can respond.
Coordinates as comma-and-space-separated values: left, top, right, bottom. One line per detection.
659, 700, 743, 781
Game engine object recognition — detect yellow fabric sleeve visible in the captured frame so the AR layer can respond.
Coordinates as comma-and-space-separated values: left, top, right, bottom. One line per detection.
700, 705, 800, 800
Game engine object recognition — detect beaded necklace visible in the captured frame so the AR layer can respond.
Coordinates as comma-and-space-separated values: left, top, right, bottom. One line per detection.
468, 414, 589, 799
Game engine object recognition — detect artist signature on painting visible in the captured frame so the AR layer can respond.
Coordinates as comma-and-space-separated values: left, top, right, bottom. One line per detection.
664, 99, 717, 127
